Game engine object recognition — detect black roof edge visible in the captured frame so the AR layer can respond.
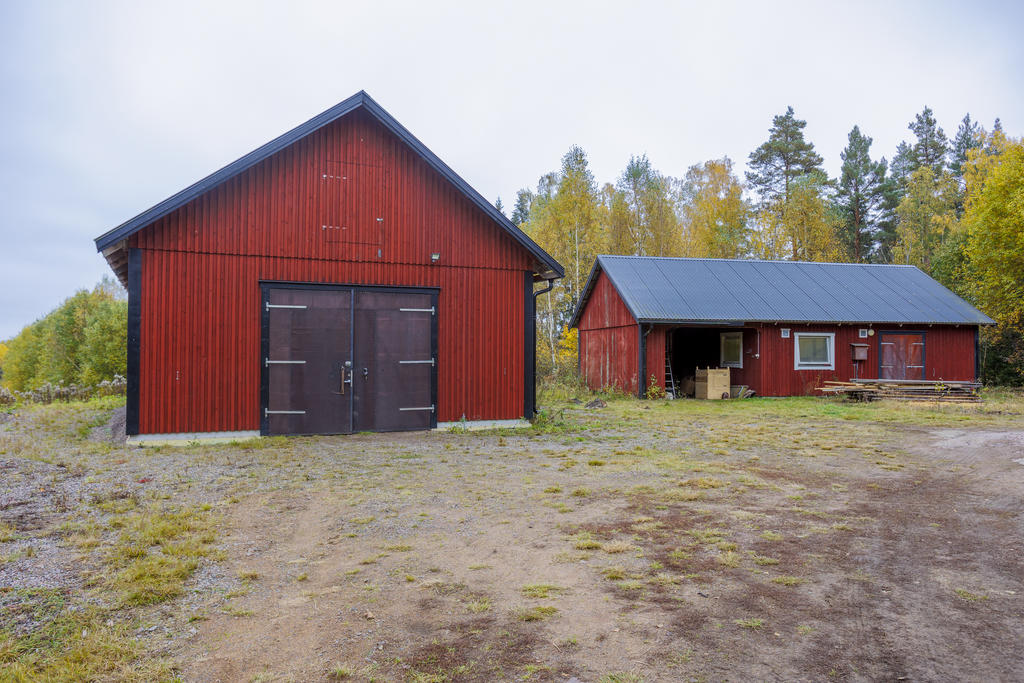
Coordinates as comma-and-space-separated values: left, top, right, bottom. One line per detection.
94, 90, 564, 278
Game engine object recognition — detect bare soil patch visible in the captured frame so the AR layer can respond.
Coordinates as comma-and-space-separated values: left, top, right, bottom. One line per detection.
2, 393, 1023, 681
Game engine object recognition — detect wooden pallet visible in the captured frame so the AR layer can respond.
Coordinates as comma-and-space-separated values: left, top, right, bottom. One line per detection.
817, 379, 982, 402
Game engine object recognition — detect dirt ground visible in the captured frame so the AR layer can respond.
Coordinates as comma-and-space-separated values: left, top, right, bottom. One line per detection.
2, 394, 1024, 682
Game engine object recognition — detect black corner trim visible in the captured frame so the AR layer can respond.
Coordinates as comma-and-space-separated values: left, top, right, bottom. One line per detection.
259, 283, 270, 435
125, 248, 142, 435
431, 290, 439, 430
524, 271, 536, 418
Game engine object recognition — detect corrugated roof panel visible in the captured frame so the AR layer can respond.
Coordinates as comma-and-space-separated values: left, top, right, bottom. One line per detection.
572, 256, 993, 327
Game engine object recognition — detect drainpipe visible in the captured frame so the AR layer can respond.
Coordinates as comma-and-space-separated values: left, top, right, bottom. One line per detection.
532, 277, 556, 414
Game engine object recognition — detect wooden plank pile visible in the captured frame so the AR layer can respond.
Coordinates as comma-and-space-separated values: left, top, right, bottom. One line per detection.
818, 378, 983, 402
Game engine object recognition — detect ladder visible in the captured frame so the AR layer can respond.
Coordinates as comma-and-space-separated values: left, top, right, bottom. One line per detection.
665, 352, 678, 399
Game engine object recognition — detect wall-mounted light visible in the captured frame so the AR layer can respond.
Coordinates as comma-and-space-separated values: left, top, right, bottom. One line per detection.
431, 252, 441, 263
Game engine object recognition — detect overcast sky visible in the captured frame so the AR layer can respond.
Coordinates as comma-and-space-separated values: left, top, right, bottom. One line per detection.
1, 0, 1021, 339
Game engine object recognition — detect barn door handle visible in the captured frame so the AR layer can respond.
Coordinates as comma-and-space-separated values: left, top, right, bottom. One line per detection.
338, 362, 353, 395
362, 367, 368, 378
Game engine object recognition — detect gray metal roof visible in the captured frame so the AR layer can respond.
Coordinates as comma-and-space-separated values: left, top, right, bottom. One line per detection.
94, 91, 563, 278
570, 255, 993, 326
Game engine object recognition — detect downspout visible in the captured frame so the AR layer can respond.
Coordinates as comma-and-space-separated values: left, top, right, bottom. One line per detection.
532, 277, 556, 414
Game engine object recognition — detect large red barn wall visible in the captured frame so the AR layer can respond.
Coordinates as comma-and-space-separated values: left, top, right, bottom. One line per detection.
649, 323, 976, 397
130, 110, 534, 434
577, 271, 640, 394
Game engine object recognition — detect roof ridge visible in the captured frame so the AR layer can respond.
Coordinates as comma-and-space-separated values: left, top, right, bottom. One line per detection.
595, 255, 917, 268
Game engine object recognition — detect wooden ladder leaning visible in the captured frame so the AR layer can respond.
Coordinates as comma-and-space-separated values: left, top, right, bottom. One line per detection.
665, 352, 678, 399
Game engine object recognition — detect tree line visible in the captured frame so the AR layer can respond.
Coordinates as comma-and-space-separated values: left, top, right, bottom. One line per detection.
505, 106, 1022, 385
0, 277, 127, 391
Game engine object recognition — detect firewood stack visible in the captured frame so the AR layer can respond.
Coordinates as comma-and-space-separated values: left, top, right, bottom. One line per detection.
818, 379, 983, 402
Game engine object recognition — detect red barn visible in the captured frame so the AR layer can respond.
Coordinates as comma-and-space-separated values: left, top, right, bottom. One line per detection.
95, 91, 562, 441
570, 256, 992, 398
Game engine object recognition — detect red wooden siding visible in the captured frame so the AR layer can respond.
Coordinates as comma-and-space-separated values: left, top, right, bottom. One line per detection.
579, 283, 977, 399
132, 110, 533, 273
130, 109, 535, 434
577, 271, 640, 394
644, 327, 665, 395
755, 323, 976, 396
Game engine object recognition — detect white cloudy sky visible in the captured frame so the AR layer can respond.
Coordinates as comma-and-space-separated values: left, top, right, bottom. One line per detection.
1, 0, 1021, 339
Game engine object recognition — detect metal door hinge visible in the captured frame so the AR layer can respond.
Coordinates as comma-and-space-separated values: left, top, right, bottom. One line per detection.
265, 303, 308, 311
265, 409, 306, 416
399, 306, 435, 315
265, 359, 306, 367
399, 358, 435, 366
399, 404, 435, 412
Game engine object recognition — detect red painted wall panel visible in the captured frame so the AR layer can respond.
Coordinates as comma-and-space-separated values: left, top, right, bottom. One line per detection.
582, 314, 976, 399
644, 327, 665, 395
138, 251, 526, 433
578, 271, 640, 394
133, 110, 535, 273
755, 323, 977, 396
130, 109, 538, 434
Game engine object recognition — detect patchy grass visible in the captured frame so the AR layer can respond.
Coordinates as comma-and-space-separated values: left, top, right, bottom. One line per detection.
954, 588, 988, 602
735, 617, 765, 629
772, 576, 806, 586
0, 589, 174, 681
520, 583, 567, 599
102, 503, 219, 606
465, 598, 492, 613
513, 605, 559, 622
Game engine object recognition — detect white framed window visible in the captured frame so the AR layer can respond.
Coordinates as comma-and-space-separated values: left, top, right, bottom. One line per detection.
794, 332, 835, 370
859, 328, 869, 339
781, 328, 790, 338
720, 331, 743, 368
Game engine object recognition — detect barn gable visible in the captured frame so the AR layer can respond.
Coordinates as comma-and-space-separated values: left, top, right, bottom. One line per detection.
96, 91, 562, 284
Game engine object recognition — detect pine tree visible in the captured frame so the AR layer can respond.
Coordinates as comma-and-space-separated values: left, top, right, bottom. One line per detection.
746, 106, 824, 207
835, 126, 886, 262
494, 196, 506, 217
949, 114, 982, 179
510, 189, 534, 225
908, 106, 949, 175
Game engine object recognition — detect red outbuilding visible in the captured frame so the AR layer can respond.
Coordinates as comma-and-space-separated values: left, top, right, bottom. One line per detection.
95, 91, 562, 441
570, 256, 992, 398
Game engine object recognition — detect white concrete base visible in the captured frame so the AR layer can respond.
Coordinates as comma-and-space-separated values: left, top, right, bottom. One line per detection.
433, 419, 531, 432
126, 430, 261, 447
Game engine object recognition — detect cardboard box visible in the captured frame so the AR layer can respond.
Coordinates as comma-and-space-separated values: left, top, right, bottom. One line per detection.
695, 367, 730, 400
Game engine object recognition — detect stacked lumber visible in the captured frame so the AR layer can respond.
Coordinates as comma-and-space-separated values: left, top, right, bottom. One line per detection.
818, 379, 982, 402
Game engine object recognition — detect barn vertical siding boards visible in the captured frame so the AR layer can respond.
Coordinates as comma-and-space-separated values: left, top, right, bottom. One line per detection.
756, 323, 977, 396
644, 327, 666, 395
133, 110, 533, 273
136, 250, 524, 433
577, 271, 640, 394
128, 108, 538, 434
